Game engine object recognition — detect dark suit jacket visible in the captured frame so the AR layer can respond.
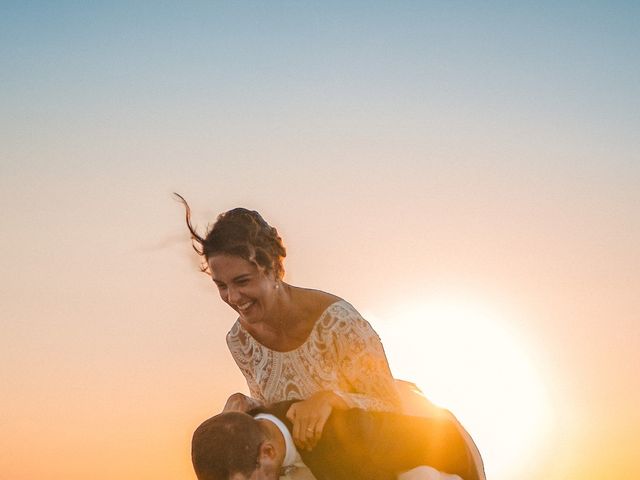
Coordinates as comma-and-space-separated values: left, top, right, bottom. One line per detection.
250, 401, 480, 480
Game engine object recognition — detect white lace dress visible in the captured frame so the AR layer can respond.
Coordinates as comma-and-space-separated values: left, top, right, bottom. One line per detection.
227, 300, 481, 480
226, 299, 401, 411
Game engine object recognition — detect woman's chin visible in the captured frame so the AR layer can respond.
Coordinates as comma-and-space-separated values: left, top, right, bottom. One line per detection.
238, 305, 260, 323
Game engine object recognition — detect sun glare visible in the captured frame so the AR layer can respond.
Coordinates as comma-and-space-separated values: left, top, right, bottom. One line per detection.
371, 296, 552, 480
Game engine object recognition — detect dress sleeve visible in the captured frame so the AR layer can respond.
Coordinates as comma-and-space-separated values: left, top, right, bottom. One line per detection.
226, 324, 266, 403
330, 304, 402, 412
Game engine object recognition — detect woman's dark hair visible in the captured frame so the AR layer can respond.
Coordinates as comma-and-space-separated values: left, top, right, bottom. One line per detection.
174, 193, 286, 278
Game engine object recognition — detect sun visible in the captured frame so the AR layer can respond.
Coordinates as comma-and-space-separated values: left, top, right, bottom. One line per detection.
370, 295, 552, 480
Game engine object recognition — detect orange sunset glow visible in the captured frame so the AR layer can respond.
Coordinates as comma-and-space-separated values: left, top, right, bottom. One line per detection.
2, 2, 639, 480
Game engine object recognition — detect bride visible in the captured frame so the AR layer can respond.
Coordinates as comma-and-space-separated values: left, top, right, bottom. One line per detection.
176, 196, 484, 479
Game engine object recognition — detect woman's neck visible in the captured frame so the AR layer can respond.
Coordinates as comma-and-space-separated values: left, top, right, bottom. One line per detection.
260, 283, 296, 332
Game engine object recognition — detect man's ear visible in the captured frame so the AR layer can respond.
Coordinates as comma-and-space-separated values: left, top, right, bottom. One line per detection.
258, 441, 277, 462
256, 440, 280, 479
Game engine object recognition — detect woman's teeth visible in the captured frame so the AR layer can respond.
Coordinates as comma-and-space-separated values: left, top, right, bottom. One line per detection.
237, 302, 253, 312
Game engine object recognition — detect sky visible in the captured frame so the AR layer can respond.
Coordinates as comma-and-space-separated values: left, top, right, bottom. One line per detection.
1, 1, 639, 479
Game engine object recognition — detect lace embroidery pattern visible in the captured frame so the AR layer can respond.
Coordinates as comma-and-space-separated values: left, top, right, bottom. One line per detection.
226, 300, 400, 412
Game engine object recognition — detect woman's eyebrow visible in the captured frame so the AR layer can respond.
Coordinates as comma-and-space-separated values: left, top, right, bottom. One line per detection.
212, 273, 252, 284
232, 273, 252, 282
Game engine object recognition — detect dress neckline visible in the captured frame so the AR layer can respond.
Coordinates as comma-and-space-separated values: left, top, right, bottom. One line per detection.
233, 299, 347, 353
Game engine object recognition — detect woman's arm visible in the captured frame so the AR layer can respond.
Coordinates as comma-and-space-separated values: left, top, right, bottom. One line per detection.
225, 327, 266, 409
222, 392, 263, 412
288, 304, 402, 449
331, 306, 401, 411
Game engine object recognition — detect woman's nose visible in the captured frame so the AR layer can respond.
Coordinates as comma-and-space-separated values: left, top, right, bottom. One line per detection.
227, 286, 241, 304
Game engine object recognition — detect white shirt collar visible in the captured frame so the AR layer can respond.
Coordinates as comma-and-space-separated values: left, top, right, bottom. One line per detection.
254, 413, 302, 467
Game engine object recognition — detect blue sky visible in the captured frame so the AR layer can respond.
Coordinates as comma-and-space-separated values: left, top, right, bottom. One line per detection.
1, 3, 639, 479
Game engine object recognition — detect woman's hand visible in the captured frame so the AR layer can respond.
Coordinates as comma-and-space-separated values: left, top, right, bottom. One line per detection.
222, 392, 262, 412
286, 390, 348, 450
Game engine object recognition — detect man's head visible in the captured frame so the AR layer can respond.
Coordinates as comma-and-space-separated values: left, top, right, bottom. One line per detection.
191, 411, 284, 480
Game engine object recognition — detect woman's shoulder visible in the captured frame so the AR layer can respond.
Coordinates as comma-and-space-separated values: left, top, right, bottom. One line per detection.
311, 298, 382, 348
289, 287, 343, 318
294, 290, 369, 330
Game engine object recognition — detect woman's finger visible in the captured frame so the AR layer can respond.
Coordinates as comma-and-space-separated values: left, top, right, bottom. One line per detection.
291, 417, 304, 446
285, 403, 297, 422
223, 392, 250, 412
297, 421, 311, 448
289, 405, 311, 448
311, 422, 323, 447
307, 410, 330, 449
301, 422, 314, 449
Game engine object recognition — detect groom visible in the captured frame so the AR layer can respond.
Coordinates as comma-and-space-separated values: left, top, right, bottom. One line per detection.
191, 399, 481, 480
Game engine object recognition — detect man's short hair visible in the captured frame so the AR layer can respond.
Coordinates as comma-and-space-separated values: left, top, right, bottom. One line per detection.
192, 411, 265, 480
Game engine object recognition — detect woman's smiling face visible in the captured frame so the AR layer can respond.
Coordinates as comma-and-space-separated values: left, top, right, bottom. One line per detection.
207, 254, 278, 324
